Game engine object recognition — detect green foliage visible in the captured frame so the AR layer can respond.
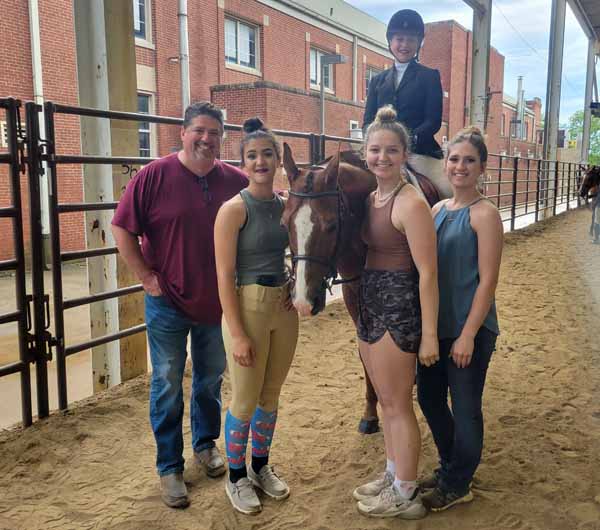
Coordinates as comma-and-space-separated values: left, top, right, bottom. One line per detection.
568, 110, 600, 165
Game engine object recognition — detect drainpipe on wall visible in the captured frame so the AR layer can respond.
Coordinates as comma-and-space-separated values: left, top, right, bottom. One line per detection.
352, 35, 358, 102
178, 0, 191, 112
28, 0, 51, 268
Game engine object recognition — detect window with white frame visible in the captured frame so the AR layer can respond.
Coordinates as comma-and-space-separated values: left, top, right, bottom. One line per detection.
137, 93, 152, 158
310, 48, 333, 91
133, 0, 152, 43
225, 17, 258, 70
365, 66, 382, 96
0, 121, 7, 149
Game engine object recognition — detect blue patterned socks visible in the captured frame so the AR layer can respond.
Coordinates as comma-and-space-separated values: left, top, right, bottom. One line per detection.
225, 410, 250, 482
251, 408, 277, 473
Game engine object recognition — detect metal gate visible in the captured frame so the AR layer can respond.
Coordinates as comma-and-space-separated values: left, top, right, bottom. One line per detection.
0, 97, 589, 429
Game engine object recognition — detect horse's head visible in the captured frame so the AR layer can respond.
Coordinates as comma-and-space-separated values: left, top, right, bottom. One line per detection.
281, 143, 341, 317
579, 165, 600, 198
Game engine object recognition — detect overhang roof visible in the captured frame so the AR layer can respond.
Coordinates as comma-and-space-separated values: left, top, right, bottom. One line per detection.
569, 0, 600, 42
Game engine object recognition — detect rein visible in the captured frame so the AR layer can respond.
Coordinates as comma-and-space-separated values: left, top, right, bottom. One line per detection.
288, 186, 360, 293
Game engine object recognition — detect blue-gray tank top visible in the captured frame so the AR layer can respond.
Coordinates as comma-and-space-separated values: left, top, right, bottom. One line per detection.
435, 199, 499, 339
236, 189, 289, 286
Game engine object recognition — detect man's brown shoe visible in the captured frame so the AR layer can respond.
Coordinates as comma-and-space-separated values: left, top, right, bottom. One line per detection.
160, 472, 190, 508
194, 446, 226, 478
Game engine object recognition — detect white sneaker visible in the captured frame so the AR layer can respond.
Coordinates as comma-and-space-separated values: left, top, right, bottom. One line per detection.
357, 485, 426, 519
248, 465, 290, 500
225, 477, 262, 515
352, 471, 394, 501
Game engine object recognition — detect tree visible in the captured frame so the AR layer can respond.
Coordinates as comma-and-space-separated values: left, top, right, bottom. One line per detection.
567, 110, 600, 165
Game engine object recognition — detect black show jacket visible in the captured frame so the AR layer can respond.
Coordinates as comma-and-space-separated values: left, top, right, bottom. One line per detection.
363, 60, 443, 159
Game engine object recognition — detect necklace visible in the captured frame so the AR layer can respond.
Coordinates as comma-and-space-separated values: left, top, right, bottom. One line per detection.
376, 181, 403, 202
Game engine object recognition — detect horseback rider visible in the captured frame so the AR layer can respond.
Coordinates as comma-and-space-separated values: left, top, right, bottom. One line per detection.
363, 9, 450, 199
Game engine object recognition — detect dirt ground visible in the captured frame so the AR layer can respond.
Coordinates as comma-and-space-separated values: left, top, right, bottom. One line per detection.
0, 207, 599, 530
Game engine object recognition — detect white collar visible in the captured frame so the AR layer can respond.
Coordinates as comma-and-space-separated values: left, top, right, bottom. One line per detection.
394, 60, 411, 72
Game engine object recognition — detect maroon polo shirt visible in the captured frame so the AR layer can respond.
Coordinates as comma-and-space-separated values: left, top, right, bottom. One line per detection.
112, 153, 248, 325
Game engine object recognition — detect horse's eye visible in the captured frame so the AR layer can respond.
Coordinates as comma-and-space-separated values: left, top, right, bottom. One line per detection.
326, 222, 337, 233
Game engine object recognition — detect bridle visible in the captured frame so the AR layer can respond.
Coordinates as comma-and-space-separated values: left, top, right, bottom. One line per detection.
287, 172, 359, 293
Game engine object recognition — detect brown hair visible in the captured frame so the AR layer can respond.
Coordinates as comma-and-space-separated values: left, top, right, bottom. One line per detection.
183, 101, 224, 133
240, 117, 281, 165
364, 105, 411, 152
447, 126, 488, 163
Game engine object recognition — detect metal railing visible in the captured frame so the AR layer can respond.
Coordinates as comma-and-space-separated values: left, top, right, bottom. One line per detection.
0, 97, 590, 428
0, 98, 33, 427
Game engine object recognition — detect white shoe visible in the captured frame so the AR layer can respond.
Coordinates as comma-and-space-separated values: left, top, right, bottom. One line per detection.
357, 485, 426, 519
248, 465, 290, 500
352, 471, 394, 501
225, 477, 262, 515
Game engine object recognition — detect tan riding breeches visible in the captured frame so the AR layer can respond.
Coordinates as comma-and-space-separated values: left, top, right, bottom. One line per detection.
408, 153, 451, 199
223, 283, 299, 421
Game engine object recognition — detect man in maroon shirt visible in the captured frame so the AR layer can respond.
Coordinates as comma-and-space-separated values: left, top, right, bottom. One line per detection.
112, 101, 247, 508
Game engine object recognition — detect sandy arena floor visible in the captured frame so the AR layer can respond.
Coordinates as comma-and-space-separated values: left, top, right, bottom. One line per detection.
0, 207, 599, 530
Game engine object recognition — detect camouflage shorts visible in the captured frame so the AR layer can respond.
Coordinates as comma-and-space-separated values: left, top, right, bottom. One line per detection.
357, 269, 421, 354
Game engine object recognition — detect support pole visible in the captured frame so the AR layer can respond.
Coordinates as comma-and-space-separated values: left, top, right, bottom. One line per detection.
469, 0, 492, 132
74, 0, 146, 393
581, 38, 596, 163
28, 0, 51, 266
178, 0, 191, 111
542, 0, 566, 218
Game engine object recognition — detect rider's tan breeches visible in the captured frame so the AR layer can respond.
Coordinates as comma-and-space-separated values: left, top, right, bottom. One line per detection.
409, 153, 451, 199
222, 283, 299, 421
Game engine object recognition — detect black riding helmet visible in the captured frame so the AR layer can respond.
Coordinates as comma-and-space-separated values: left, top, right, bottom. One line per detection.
386, 9, 425, 43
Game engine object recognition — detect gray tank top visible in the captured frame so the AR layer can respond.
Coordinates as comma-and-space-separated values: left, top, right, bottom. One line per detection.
435, 198, 500, 339
236, 189, 289, 286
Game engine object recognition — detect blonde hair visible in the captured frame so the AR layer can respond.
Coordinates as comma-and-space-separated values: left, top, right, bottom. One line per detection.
364, 105, 411, 152
447, 126, 488, 163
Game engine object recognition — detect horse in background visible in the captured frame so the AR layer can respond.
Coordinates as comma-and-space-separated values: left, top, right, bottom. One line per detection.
579, 165, 600, 244
281, 143, 448, 433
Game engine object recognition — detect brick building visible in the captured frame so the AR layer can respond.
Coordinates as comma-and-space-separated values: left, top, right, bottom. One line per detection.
1, 0, 544, 260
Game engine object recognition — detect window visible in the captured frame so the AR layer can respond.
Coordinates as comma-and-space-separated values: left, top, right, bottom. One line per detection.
365, 66, 382, 96
500, 114, 506, 137
133, 0, 151, 42
137, 94, 152, 158
0, 121, 7, 149
225, 17, 258, 70
349, 120, 362, 140
524, 121, 529, 141
310, 48, 332, 91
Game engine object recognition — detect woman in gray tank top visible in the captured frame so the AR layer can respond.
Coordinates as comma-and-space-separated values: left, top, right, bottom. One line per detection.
417, 127, 503, 512
214, 118, 298, 515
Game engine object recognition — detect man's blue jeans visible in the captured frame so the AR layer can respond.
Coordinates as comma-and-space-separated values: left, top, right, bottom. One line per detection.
416, 327, 497, 494
145, 294, 225, 476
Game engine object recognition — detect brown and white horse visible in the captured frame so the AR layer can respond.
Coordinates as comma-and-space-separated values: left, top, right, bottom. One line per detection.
579, 165, 600, 243
281, 143, 445, 433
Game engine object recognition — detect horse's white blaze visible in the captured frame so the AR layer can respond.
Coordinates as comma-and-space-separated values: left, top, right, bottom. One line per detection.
293, 203, 314, 309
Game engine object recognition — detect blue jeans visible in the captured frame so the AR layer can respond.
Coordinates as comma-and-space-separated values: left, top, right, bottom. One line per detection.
416, 327, 497, 494
145, 294, 226, 476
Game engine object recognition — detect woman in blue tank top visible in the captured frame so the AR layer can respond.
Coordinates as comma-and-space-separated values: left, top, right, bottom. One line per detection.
417, 127, 503, 512
214, 118, 298, 515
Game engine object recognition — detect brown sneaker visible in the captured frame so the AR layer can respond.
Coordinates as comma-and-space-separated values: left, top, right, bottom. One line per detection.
194, 446, 226, 478
160, 473, 189, 508
421, 486, 473, 512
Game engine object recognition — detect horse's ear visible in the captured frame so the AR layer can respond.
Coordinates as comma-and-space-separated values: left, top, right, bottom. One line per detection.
283, 143, 299, 182
323, 152, 340, 189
